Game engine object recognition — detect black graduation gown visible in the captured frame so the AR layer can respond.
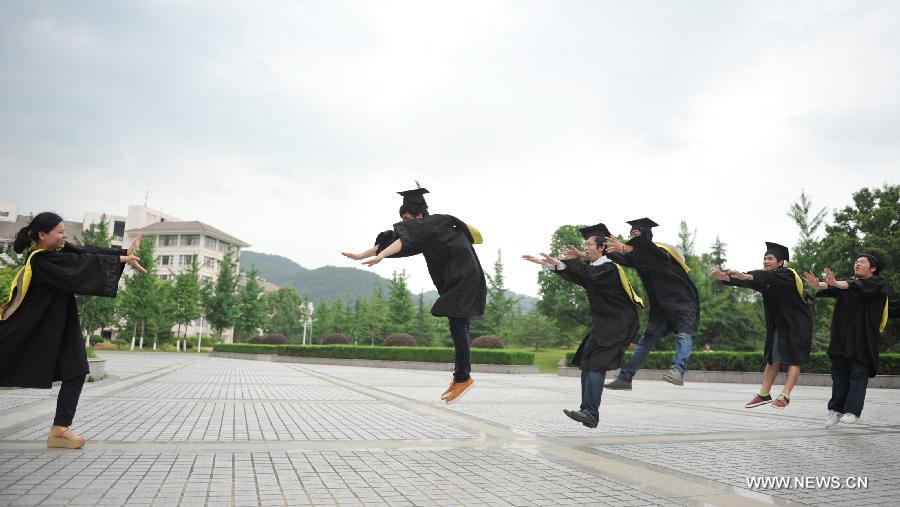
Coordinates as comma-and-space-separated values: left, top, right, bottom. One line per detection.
724, 267, 813, 366
0, 243, 126, 388
608, 235, 699, 336
375, 214, 486, 318
817, 276, 888, 377
553, 260, 640, 372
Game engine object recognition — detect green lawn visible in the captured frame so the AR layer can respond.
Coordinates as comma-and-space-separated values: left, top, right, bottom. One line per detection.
507, 347, 577, 374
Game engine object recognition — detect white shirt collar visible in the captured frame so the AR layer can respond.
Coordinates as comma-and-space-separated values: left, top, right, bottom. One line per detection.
591, 256, 612, 266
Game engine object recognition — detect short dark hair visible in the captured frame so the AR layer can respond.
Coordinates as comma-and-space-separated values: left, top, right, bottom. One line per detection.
399, 204, 429, 217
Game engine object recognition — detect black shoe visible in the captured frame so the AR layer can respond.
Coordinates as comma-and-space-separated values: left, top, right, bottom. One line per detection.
563, 409, 597, 428
604, 378, 632, 390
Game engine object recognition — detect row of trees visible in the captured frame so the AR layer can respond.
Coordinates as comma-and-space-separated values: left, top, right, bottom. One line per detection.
2, 184, 894, 353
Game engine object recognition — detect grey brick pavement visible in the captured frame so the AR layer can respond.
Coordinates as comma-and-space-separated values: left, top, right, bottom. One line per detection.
1, 352, 898, 506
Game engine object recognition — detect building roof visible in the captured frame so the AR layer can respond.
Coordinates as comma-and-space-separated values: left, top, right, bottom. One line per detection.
0, 215, 84, 243
126, 220, 250, 247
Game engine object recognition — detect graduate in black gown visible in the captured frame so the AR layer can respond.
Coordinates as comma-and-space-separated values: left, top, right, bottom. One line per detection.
803, 254, 889, 427
523, 223, 643, 428
0, 212, 144, 448
342, 187, 486, 404
712, 242, 813, 410
604, 218, 700, 388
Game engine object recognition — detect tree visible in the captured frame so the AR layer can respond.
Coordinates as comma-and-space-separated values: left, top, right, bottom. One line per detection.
172, 257, 202, 346
819, 184, 899, 351
205, 247, 239, 342
74, 214, 117, 346
360, 284, 388, 345
512, 311, 558, 351
234, 267, 266, 342
263, 287, 305, 340
149, 280, 176, 349
413, 291, 431, 345
118, 236, 157, 350
536, 225, 590, 347
787, 190, 832, 350
386, 270, 414, 333
483, 249, 519, 337
677, 219, 696, 257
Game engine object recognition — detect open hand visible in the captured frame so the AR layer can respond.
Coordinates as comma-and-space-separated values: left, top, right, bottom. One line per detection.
803, 271, 821, 288
121, 254, 147, 273
341, 251, 364, 261
522, 254, 546, 265
128, 234, 142, 256
824, 267, 837, 286
539, 252, 561, 266
711, 270, 730, 281
362, 256, 383, 267
726, 269, 751, 281
560, 246, 583, 260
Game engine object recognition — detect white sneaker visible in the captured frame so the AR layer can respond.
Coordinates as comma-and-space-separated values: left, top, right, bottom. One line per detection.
841, 414, 859, 424
825, 411, 842, 428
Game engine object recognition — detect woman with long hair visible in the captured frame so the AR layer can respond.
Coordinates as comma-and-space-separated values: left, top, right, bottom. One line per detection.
0, 212, 144, 448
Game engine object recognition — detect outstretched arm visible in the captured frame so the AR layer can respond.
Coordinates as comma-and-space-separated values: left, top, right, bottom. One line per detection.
362, 239, 403, 267
342, 245, 379, 261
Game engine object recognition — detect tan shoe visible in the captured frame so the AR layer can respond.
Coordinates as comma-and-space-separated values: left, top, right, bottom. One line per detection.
440, 376, 455, 400
48, 427, 86, 449
443, 378, 474, 404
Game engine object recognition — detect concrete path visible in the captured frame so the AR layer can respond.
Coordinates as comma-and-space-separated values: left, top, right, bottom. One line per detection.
1, 352, 897, 506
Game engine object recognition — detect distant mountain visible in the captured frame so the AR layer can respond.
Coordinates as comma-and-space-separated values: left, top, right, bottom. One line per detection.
239, 250, 537, 311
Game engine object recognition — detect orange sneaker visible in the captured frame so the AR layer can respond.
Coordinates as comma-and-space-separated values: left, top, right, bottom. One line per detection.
443, 378, 474, 404
440, 377, 455, 400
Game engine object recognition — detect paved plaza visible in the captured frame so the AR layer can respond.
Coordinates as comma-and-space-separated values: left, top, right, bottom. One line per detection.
1, 352, 898, 506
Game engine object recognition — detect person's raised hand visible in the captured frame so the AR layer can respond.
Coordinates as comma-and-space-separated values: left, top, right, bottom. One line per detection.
341, 251, 363, 261
803, 271, 820, 288
711, 270, 730, 281
561, 246, 581, 260
539, 252, 561, 266
128, 234, 142, 256
522, 254, 546, 265
824, 267, 837, 286
121, 254, 146, 273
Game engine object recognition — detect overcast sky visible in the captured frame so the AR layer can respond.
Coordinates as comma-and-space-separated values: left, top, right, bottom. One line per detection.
2, 1, 898, 297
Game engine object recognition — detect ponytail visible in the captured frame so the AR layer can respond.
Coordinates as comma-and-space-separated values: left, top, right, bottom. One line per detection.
12, 212, 64, 254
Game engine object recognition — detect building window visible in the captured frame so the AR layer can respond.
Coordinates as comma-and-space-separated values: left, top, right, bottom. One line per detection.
158, 274, 169, 280
0, 211, 8, 217
159, 235, 178, 247
204, 236, 218, 250
203, 257, 218, 268
113, 221, 125, 239
179, 254, 196, 266
180, 234, 200, 246
217, 241, 228, 252
157, 255, 173, 266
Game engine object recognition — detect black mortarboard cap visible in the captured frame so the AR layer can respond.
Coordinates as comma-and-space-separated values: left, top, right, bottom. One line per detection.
765, 242, 790, 262
579, 223, 612, 240
397, 187, 429, 210
626, 217, 659, 231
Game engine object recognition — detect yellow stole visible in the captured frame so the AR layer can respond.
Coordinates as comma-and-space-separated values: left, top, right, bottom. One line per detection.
656, 243, 691, 273
880, 299, 889, 333
0, 248, 46, 321
785, 268, 806, 300
467, 224, 483, 245
615, 264, 645, 309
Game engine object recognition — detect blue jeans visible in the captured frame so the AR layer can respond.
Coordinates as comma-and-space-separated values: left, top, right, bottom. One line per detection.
580, 370, 606, 422
828, 357, 870, 417
448, 317, 472, 383
617, 331, 693, 381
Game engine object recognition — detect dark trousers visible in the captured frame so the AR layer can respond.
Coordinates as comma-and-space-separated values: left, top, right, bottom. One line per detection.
448, 317, 472, 383
53, 374, 86, 427
828, 357, 870, 417
580, 370, 606, 423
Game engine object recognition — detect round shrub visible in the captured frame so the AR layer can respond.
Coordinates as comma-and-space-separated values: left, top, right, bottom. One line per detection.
248, 334, 289, 345
383, 333, 417, 347
472, 335, 504, 349
112, 338, 129, 346
322, 333, 350, 345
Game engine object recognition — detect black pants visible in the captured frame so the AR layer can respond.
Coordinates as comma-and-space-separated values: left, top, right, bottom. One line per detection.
448, 317, 472, 383
828, 357, 870, 417
53, 374, 86, 427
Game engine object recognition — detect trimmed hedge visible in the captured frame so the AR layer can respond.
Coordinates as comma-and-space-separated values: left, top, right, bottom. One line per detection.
384, 334, 417, 347
248, 334, 289, 345
214, 343, 534, 366
564, 351, 900, 375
